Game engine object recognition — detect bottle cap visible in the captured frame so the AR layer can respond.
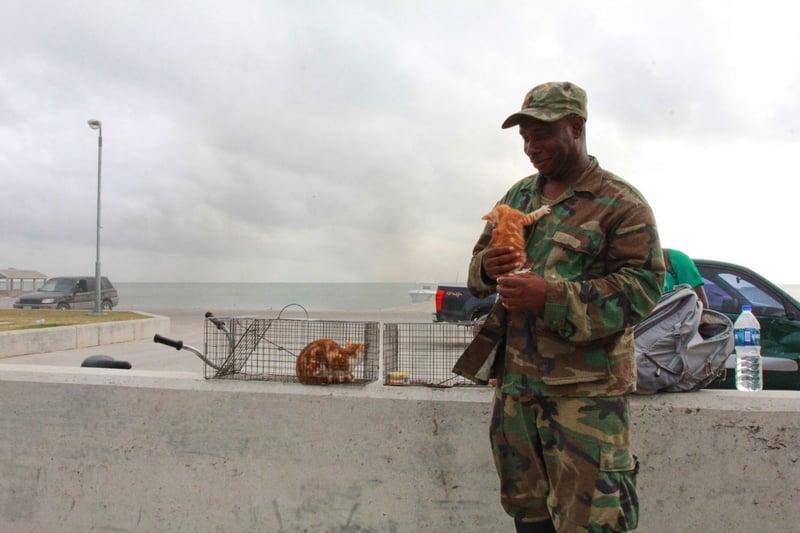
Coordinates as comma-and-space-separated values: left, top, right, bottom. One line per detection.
741, 305, 752, 312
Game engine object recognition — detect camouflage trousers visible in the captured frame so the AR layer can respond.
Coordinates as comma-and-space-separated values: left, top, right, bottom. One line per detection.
490, 391, 639, 532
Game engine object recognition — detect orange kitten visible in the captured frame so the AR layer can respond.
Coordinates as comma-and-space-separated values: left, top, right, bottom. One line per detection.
295, 338, 365, 385
482, 204, 551, 252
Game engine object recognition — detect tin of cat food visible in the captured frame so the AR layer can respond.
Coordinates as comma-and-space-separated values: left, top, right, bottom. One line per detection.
386, 371, 410, 386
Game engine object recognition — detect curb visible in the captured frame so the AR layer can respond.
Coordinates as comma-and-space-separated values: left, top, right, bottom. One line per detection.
0, 313, 170, 358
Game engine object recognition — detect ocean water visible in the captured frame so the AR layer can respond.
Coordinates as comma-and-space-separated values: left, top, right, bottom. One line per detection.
114, 282, 426, 311
114, 282, 800, 312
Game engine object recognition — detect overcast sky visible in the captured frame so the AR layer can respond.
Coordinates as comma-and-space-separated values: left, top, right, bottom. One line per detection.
3, 1, 799, 284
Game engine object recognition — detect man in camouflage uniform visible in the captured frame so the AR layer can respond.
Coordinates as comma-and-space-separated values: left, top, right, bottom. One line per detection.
453, 82, 664, 532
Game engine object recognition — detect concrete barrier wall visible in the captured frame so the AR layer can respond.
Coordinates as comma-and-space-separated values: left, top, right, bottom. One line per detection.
0, 367, 797, 532
0, 314, 169, 358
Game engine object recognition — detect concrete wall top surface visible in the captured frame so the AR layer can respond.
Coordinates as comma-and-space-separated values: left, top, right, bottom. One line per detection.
2, 363, 799, 410
1, 365, 798, 532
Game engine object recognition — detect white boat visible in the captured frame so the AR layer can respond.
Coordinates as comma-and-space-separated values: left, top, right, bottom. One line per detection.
408, 282, 437, 303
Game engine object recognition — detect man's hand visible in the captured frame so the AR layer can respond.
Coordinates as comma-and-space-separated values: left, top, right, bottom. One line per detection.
496, 271, 547, 315
482, 246, 524, 280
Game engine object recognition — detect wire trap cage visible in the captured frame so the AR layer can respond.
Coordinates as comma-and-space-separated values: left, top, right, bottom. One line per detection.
382, 322, 484, 387
203, 315, 380, 383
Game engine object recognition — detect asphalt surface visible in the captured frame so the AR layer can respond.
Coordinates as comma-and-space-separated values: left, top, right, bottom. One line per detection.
0, 301, 435, 374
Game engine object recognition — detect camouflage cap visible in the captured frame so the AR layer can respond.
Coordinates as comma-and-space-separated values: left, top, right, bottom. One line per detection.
501, 81, 588, 129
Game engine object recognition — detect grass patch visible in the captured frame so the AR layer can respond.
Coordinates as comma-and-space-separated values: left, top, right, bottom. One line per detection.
0, 309, 151, 332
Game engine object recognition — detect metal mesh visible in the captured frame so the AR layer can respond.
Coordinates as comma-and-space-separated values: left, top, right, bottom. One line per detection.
382, 322, 485, 387
203, 317, 380, 383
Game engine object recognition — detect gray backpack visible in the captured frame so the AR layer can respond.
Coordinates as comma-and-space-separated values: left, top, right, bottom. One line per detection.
634, 284, 734, 393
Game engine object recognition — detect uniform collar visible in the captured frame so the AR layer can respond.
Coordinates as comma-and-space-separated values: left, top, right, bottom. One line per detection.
521, 156, 600, 203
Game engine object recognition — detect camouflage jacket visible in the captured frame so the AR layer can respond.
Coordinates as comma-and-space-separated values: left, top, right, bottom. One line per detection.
452, 157, 665, 397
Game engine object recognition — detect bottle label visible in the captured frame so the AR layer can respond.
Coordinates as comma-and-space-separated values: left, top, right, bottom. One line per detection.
734, 328, 760, 346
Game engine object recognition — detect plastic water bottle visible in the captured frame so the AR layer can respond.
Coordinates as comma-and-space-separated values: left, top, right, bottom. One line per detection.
734, 305, 762, 391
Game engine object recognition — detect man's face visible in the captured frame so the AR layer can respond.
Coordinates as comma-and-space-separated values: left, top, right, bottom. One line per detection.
518, 117, 577, 179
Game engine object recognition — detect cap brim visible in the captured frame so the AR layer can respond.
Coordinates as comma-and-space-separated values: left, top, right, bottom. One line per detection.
501, 109, 569, 129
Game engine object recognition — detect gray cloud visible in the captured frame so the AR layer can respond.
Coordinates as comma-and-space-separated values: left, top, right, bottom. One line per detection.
3, 1, 799, 283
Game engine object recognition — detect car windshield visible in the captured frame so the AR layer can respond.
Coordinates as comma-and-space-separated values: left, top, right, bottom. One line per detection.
39, 279, 75, 292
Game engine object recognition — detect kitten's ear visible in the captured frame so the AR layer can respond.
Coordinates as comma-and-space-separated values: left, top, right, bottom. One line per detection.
347, 342, 365, 356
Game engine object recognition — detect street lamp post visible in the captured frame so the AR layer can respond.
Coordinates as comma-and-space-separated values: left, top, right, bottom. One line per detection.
88, 119, 103, 314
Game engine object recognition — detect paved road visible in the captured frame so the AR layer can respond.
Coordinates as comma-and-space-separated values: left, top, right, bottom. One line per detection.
0, 303, 435, 374
0, 307, 208, 373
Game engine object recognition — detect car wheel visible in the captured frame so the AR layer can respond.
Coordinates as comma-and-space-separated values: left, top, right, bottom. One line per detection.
101, 300, 113, 311
56, 303, 70, 310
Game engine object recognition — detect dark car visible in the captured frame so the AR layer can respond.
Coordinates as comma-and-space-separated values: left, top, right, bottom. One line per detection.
433, 285, 497, 322
694, 259, 800, 390
13, 276, 119, 311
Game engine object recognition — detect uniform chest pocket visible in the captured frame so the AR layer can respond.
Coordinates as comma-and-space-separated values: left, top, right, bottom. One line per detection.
543, 227, 604, 279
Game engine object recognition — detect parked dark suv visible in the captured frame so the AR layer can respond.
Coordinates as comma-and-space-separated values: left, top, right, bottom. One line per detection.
13, 276, 119, 311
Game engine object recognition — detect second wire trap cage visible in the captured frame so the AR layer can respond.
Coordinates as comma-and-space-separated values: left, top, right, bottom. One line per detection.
382, 322, 483, 387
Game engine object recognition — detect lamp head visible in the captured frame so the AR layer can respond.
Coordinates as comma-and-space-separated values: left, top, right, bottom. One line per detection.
88, 119, 102, 130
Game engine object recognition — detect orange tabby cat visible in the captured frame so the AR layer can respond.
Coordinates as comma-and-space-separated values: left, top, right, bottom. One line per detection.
482, 203, 551, 252
295, 338, 365, 385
